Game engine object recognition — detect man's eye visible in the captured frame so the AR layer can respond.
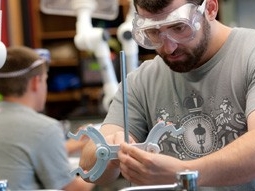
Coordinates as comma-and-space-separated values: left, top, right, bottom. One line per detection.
145, 29, 160, 37
171, 23, 189, 33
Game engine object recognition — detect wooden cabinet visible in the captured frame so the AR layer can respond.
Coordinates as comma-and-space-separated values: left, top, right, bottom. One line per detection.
28, 0, 112, 118
28, 0, 155, 119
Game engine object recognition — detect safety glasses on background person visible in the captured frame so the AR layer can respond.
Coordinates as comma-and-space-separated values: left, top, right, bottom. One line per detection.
0, 59, 47, 78
132, 0, 207, 49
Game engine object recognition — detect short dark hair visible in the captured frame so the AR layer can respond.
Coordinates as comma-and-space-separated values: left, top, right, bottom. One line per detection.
0, 46, 47, 96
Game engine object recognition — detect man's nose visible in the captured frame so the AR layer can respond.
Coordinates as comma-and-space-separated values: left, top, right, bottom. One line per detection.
162, 37, 178, 54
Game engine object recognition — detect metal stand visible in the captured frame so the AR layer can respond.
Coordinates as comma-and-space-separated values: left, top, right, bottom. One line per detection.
119, 171, 198, 191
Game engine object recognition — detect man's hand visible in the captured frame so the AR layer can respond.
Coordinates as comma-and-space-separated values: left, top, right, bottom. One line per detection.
78, 124, 136, 185
118, 142, 186, 185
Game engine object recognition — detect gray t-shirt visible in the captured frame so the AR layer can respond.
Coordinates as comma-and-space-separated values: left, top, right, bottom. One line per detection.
104, 28, 255, 190
0, 101, 74, 190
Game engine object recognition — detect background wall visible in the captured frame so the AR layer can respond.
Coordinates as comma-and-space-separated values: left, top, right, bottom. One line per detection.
220, 0, 255, 28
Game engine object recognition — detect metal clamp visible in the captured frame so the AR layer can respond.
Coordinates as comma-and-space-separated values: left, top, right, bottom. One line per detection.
68, 121, 184, 182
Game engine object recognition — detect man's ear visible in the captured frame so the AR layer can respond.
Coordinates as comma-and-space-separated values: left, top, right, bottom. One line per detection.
206, 0, 218, 21
29, 75, 40, 92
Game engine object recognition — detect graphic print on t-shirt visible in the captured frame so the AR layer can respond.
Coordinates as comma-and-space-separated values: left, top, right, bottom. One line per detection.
156, 91, 246, 160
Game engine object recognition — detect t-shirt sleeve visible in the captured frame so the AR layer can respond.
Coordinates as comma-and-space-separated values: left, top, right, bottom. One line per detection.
103, 66, 152, 142
245, 48, 255, 117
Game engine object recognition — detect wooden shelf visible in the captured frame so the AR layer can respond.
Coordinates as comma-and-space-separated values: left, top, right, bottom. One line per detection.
28, 0, 155, 118
139, 53, 156, 61
50, 58, 79, 67
41, 31, 76, 40
119, 0, 129, 6
47, 87, 102, 102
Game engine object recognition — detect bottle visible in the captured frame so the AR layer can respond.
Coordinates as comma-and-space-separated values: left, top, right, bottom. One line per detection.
0, 180, 9, 191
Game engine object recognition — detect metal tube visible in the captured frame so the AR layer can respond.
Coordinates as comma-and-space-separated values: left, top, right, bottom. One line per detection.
120, 50, 129, 143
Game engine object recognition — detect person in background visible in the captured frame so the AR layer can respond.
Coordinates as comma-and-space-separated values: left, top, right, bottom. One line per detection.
0, 46, 94, 191
78, 0, 255, 190
33, 48, 86, 157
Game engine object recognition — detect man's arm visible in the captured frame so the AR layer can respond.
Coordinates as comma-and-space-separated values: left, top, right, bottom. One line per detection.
66, 139, 85, 155
192, 110, 255, 186
117, 111, 255, 186
63, 176, 95, 191
79, 124, 136, 185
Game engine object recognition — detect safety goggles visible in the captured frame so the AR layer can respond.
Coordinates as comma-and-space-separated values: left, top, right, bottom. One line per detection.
132, 0, 206, 49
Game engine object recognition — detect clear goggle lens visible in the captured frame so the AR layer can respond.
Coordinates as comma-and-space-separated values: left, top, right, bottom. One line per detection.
132, 0, 206, 49
144, 22, 195, 46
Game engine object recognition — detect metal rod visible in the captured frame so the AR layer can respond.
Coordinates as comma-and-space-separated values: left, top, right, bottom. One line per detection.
120, 50, 129, 143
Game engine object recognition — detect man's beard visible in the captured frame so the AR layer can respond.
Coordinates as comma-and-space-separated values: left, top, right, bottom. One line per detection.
158, 19, 211, 73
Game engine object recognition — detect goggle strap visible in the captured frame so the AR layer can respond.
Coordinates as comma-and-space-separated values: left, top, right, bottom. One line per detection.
197, 0, 206, 14
0, 59, 46, 78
